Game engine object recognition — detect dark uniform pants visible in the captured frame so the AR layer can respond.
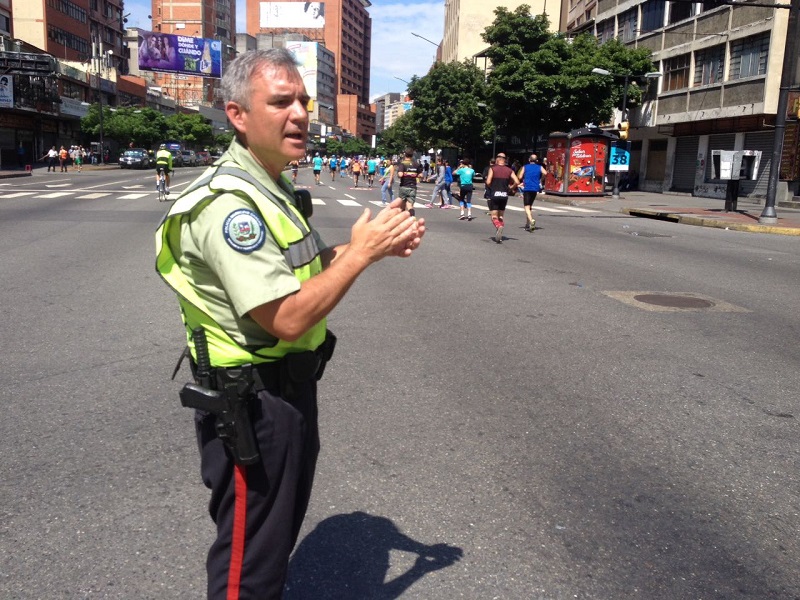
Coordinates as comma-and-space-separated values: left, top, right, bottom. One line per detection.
195, 378, 319, 599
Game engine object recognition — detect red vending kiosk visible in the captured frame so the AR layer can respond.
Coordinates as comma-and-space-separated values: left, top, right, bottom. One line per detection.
544, 127, 614, 196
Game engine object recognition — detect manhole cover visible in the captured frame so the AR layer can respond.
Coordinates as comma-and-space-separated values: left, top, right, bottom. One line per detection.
633, 294, 714, 309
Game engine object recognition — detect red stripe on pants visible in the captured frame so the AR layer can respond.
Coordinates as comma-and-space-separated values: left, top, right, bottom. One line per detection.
226, 465, 247, 600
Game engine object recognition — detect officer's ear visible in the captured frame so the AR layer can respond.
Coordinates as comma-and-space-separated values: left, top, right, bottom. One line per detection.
294, 190, 312, 219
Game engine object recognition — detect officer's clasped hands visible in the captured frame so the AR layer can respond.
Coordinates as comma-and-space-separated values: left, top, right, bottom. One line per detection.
349, 197, 426, 262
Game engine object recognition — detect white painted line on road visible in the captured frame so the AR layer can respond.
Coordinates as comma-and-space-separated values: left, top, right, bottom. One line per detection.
0, 192, 35, 198
344, 193, 356, 200
118, 193, 149, 199
38, 192, 73, 198
75, 193, 111, 199
337, 199, 361, 207
123, 185, 145, 189
560, 206, 599, 213
532, 206, 568, 213
312, 198, 326, 205
369, 201, 385, 207
44, 183, 71, 188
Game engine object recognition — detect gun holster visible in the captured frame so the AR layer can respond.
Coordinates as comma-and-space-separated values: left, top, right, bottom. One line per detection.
277, 329, 337, 401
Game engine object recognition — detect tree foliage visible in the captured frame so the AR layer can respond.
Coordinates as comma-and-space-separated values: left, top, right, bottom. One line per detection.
376, 112, 423, 157
406, 61, 489, 152
325, 136, 371, 157
82, 105, 168, 149
166, 112, 214, 147
481, 5, 655, 137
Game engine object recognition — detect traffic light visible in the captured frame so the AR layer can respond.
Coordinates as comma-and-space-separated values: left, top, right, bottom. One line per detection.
619, 121, 630, 140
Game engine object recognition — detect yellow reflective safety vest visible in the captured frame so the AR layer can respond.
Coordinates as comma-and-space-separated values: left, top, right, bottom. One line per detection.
155, 162, 326, 367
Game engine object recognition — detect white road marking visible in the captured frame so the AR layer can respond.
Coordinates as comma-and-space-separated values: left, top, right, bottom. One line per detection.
344, 193, 356, 200
312, 198, 326, 205
75, 193, 111, 199
38, 192, 73, 198
118, 193, 149, 200
44, 183, 71, 188
337, 199, 361, 207
0, 192, 36, 198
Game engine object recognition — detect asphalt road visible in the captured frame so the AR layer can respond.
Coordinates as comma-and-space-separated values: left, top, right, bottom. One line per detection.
1, 166, 798, 599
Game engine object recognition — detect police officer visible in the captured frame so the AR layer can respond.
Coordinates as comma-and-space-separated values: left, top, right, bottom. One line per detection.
154, 143, 173, 194
155, 49, 425, 599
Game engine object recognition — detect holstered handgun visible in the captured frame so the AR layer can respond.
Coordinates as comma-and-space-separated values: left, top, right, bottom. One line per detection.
179, 328, 261, 466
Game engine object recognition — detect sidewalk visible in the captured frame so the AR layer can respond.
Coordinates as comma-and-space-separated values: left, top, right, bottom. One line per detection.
539, 189, 800, 236
0, 163, 119, 179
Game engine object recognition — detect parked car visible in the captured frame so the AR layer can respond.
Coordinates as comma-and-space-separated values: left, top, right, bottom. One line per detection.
195, 151, 212, 166
119, 148, 151, 169
169, 149, 184, 168
181, 150, 198, 167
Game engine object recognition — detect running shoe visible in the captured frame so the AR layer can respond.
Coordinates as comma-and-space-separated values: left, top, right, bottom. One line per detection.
530, 219, 536, 231
495, 224, 503, 243
458, 214, 466, 220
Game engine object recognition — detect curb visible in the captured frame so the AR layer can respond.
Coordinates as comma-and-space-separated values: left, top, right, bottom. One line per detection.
622, 208, 800, 236
0, 171, 33, 179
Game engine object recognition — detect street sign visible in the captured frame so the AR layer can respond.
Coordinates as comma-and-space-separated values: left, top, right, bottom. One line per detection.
609, 140, 631, 172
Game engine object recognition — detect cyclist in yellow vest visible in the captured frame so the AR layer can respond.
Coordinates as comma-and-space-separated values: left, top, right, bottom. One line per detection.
155, 49, 425, 600
154, 144, 173, 194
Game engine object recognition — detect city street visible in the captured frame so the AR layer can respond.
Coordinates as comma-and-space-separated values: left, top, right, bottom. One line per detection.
1, 165, 798, 599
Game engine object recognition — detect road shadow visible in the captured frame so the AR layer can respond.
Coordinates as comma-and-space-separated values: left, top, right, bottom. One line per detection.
284, 511, 462, 599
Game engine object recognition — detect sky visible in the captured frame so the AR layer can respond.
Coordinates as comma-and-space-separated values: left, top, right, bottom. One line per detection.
124, 0, 445, 101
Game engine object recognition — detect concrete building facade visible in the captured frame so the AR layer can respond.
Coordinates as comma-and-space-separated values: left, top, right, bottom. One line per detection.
442, 0, 560, 65
585, 0, 799, 202
246, 0, 376, 140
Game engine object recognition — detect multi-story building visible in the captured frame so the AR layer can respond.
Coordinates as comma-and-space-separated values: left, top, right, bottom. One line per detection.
149, 0, 237, 107
247, 0, 376, 141
371, 92, 401, 133
564, 0, 598, 33
585, 0, 799, 202
442, 0, 560, 65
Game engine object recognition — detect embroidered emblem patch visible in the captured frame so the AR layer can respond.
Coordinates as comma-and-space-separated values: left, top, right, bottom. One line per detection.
223, 209, 266, 253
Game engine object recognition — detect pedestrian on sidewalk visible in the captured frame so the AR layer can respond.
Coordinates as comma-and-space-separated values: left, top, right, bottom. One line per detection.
454, 158, 475, 221
59, 146, 69, 172
518, 153, 546, 232
41, 146, 58, 172
17, 142, 25, 169
485, 152, 520, 243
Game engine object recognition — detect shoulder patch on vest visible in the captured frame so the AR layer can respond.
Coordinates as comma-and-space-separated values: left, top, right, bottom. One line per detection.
223, 209, 266, 253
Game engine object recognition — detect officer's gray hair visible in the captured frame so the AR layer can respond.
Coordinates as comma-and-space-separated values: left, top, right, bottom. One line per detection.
221, 49, 301, 111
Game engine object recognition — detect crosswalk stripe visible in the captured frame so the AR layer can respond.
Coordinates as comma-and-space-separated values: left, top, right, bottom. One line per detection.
118, 193, 148, 199
311, 198, 326, 205
0, 192, 35, 198
337, 199, 361, 206
75, 193, 111, 199
38, 192, 73, 198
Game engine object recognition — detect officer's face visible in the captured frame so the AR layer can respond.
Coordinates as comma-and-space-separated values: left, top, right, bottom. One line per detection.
227, 65, 309, 179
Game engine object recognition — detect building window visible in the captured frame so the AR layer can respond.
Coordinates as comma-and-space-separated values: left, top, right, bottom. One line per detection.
47, 0, 88, 23
618, 8, 637, 42
664, 53, 690, 91
47, 25, 89, 55
640, 0, 665, 33
694, 45, 724, 86
729, 32, 770, 80
668, 0, 694, 24
596, 18, 614, 44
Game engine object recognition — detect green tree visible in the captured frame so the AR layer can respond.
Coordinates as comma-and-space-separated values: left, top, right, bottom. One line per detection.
165, 112, 214, 148
81, 104, 170, 150
481, 5, 654, 143
376, 112, 423, 157
406, 61, 489, 154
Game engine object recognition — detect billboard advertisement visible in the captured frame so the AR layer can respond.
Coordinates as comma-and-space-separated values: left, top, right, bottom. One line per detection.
138, 32, 222, 78
259, 2, 325, 29
0, 74, 13, 108
285, 42, 318, 98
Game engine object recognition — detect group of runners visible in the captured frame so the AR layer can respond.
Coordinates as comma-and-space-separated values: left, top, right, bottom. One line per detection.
308, 153, 382, 187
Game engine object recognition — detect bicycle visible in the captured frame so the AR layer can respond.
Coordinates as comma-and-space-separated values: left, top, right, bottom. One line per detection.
157, 168, 168, 202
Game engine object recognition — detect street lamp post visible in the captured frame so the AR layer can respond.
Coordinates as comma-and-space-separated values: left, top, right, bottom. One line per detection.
592, 67, 662, 198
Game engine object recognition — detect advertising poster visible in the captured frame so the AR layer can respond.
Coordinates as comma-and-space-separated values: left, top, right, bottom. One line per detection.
567, 137, 607, 194
0, 75, 14, 108
260, 2, 326, 29
286, 42, 318, 98
138, 32, 222, 78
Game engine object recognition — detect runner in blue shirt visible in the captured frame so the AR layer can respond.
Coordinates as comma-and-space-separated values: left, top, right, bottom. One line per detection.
312, 153, 323, 185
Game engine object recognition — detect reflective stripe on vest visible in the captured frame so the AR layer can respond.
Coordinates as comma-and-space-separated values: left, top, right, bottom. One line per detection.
155, 162, 326, 367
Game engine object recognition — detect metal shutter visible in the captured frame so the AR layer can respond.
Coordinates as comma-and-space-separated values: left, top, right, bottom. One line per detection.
671, 135, 700, 192
740, 131, 774, 198
706, 133, 736, 180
